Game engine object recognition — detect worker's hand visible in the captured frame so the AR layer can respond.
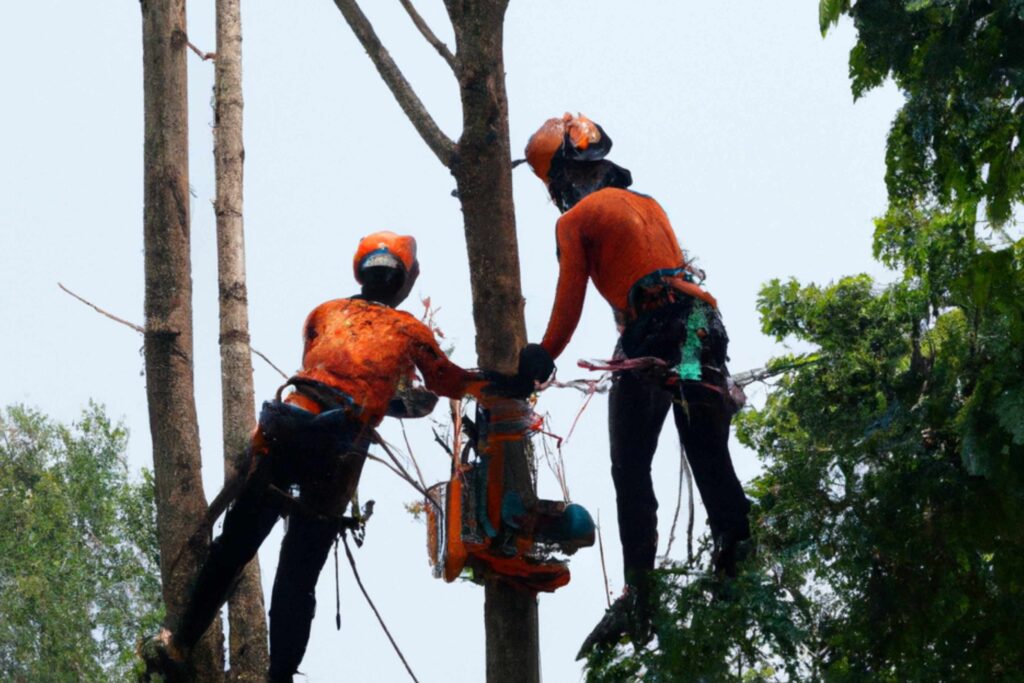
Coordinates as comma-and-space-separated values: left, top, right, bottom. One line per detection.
518, 343, 555, 386
482, 344, 555, 398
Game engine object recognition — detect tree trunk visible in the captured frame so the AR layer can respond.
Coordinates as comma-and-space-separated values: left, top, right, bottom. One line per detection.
140, 0, 224, 679
213, 1, 269, 679
332, 0, 540, 678
446, 3, 540, 682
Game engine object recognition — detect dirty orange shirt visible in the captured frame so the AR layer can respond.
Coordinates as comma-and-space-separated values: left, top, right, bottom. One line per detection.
288, 298, 482, 425
540, 188, 717, 360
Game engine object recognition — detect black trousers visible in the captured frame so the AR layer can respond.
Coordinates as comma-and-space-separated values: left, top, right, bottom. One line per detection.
609, 304, 750, 588
173, 401, 367, 681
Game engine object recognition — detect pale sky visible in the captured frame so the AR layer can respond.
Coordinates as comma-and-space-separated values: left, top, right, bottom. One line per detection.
0, 2, 902, 681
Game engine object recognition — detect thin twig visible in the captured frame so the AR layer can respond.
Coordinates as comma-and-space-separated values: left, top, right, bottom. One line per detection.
332, 0, 456, 166
431, 427, 454, 456
342, 534, 421, 683
365, 453, 421, 491
535, 414, 570, 502
187, 40, 216, 61
398, 419, 429, 492
562, 386, 597, 446
596, 513, 612, 608
59, 281, 287, 379
369, 432, 442, 514
731, 357, 820, 387
397, 0, 457, 71
252, 347, 288, 379
59, 283, 144, 333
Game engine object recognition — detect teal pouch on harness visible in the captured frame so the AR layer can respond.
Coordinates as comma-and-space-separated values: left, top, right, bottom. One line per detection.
677, 304, 709, 381
620, 269, 728, 385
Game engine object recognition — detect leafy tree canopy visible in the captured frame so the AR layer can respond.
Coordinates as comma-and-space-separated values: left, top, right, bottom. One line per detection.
586, 4, 1024, 681
821, 0, 1024, 224
0, 404, 162, 682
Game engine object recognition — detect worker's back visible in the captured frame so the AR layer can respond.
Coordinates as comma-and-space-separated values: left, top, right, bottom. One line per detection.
295, 298, 429, 424
557, 188, 694, 312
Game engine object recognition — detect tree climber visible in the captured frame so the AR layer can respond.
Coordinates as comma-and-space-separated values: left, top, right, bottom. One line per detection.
141, 231, 551, 682
523, 114, 752, 652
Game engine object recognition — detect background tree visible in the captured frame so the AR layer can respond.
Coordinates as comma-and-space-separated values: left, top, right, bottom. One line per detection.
586, 2, 1024, 680
0, 404, 161, 682
141, 0, 224, 677
213, 0, 269, 678
332, 2, 538, 681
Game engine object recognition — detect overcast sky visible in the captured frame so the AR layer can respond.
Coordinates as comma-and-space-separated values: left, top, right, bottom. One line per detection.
0, 2, 902, 681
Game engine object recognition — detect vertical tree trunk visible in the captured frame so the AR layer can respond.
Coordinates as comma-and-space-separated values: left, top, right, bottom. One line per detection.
140, 0, 224, 679
332, 0, 540, 678
446, 3, 540, 682
213, 1, 270, 679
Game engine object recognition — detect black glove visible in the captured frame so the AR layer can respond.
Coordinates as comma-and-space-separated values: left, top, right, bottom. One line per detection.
518, 343, 555, 385
483, 344, 555, 399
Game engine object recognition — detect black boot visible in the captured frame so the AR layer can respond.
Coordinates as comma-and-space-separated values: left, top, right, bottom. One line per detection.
712, 528, 753, 578
576, 584, 652, 660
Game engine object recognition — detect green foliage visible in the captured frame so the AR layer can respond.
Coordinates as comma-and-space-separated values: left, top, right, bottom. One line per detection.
0, 404, 162, 682
822, 0, 1024, 225
586, 545, 808, 683
741, 238, 1024, 679
589, 6, 1024, 679
588, 231, 1024, 681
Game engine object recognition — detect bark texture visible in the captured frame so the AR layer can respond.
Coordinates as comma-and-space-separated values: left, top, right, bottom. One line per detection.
445, 3, 540, 682
141, 0, 224, 678
336, 1, 540, 679
214, 1, 270, 679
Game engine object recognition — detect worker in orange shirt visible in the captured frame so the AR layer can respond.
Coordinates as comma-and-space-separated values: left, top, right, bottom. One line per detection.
142, 231, 551, 682
523, 114, 751, 652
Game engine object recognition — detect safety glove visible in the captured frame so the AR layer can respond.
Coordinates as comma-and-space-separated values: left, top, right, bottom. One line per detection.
483, 343, 555, 398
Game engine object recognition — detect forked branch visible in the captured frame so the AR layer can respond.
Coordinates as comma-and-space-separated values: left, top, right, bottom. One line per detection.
398, 0, 457, 71
332, 0, 457, 167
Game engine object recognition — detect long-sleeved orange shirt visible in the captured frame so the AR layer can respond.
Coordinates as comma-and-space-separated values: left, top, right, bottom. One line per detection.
540, 188, 716, 360
288, 298, 481, 425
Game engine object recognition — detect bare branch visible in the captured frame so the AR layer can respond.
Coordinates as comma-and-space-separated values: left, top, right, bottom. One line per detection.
186, 39, 216, 61
332, 0, 456, 166
399, 419, 430, 492
732, 357, 821, 387
59, 281, 287, 379
251, 347, 288, 380
397, 0, 457, 71
59, 283, 144, 333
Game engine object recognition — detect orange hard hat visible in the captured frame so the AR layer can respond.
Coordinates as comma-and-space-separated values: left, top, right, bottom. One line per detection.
524, 113, 610, 182
352, 231, 418, 283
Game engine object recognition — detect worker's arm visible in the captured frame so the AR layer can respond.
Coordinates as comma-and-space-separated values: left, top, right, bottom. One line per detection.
406, 320, 488, 400
540, 214, 590, 360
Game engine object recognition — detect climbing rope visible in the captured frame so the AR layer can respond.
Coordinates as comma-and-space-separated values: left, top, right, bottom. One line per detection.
341, 532, 421, 683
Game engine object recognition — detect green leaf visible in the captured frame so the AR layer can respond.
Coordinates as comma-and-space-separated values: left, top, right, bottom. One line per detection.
995, 385, 1024, 446
818, 0, 848, 36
